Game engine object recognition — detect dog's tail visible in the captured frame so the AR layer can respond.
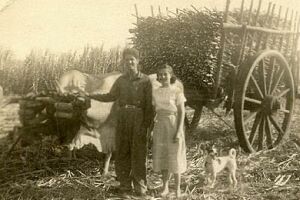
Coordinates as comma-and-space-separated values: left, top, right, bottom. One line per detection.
229, 148, 237, 158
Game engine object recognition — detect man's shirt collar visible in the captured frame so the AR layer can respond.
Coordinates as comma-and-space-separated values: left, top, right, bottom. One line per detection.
126, 71, 143, 81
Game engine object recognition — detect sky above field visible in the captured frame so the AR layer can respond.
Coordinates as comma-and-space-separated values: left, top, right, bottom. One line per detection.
0, 0, 299, 59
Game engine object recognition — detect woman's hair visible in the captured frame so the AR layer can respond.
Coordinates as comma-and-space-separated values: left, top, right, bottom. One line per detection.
157, 63, 177, 84
122, 48, 139, 59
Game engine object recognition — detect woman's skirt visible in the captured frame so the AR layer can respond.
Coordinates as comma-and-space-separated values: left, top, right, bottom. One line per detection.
152, 110, 187, 173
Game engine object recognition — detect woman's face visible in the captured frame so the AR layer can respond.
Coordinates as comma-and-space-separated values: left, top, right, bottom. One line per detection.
157, 68, 172, 85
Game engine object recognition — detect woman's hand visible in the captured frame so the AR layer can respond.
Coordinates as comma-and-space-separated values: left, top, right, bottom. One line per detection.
173, 134, 180, 143
173, 128, 184, 143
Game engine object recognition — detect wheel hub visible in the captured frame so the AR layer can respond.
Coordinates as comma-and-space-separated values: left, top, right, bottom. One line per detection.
262, 95, 281, 114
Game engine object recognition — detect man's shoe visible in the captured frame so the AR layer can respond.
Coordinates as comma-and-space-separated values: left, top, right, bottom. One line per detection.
120, 191, 133, 199
135, 191, 152, 199
108, 185, 132, 197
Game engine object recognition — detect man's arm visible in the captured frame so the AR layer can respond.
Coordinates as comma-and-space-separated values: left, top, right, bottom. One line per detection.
89, 78, 120, 102
143, 79, 154, 128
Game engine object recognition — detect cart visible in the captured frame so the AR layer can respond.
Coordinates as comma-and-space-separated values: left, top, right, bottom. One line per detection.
189, 0, 299, 153
133, 0, 300, 153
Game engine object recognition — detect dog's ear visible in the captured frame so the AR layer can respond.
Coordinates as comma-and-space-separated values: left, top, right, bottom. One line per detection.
208, 152, 217, 160
211, 144, 218, 154
205, 143, 218, 155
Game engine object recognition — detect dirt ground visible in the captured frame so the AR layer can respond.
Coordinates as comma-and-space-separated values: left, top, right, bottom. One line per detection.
0, 98, 300, 200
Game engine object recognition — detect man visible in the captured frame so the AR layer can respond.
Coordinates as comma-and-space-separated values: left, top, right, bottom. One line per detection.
88, 48, 153, 197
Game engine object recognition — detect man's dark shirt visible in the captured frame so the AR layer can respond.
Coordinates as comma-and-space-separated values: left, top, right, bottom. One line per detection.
90, 72, 153, 128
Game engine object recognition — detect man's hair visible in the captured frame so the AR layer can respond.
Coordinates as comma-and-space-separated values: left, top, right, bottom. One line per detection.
122, 48, 139, 59
157, 63, 177, 84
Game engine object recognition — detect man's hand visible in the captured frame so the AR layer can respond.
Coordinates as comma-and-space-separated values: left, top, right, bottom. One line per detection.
74, 88, 89, 97
25, 92, 37, 100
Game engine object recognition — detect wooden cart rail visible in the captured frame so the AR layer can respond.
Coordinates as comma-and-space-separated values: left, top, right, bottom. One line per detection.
223, 23, 300, 35
214, 0, 300, 99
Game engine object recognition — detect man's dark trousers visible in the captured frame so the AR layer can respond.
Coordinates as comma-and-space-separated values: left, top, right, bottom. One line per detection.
115, 107, 148, 194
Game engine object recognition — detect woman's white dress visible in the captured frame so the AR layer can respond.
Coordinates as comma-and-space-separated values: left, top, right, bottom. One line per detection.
152, 85, 187, 173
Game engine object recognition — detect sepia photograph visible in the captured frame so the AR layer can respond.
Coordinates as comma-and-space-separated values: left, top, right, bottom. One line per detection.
0, 0, 300, 199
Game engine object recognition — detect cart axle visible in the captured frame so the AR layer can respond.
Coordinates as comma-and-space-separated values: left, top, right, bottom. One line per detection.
262, 95, 281, 115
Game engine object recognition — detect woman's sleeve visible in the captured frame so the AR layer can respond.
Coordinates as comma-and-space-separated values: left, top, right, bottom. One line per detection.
176, 89, 186, 105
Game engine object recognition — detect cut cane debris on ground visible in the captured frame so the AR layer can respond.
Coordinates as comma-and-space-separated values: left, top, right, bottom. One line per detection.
1, 99, 300, 199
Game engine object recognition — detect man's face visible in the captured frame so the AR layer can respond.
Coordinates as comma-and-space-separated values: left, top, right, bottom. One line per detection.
124, 54, 139, 74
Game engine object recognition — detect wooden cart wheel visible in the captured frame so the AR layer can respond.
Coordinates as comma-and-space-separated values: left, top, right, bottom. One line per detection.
234, 50, 295, 153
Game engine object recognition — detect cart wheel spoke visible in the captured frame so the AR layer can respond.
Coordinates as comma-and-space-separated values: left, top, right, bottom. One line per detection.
271, 68, 285, 95
279, 109, 290, 114
250, 75, 264, 99
259, 60, 267, 96
267, 57, 276, 94
265, 116, 273, 149
245, 97, 262, 105
244, 109, 260, 125
257, 115, 265, 150
269, 115, 284, 139
276, 88, 290, 98
249, 112, 262, 145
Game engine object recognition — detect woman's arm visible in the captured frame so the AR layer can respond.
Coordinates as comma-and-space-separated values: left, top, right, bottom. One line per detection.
174, 100, 185, 142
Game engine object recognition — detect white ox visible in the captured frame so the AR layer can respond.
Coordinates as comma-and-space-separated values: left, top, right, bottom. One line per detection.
58, 70, 183, 175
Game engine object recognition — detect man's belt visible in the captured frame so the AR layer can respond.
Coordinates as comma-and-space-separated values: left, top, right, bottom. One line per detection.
121, 104, 141, 109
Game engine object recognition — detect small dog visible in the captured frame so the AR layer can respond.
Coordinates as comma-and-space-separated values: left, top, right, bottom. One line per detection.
204, 147, 238, 188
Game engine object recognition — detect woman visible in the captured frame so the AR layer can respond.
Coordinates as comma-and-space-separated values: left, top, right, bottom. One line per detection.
152, 64, 187, 198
